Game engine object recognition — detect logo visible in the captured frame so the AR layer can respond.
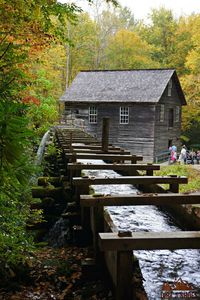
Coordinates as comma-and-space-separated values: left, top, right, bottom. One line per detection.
161, 278, 198, 299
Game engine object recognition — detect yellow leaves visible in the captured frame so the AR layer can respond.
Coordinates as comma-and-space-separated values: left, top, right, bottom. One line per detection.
32, 4, 42, 20
106, 29, 157, 69
176, 15, 200, 134
186, 51, 200, 74
179, 14, 200, 74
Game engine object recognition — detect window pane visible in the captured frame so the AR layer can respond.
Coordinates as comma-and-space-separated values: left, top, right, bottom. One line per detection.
89, 106, 97, 124
120, 107, 129, 124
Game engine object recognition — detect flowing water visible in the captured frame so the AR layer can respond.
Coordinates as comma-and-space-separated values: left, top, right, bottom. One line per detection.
79, 159, 200, 300
35, 129, 51, 165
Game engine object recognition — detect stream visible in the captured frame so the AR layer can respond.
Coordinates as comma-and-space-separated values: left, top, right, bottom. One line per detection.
79, 159, 200, 300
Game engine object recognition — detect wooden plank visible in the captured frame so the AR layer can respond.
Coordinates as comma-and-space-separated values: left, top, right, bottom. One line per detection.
90, 206, 104, 255
80, 193, 200, 207
64, 149, 131, 154
69, 145, 122, 150
65, 153, 143, 162
104, 210, 118, 233
68, 163, 160, 171
61, 138, 97, 141
99, 231, 200, 250
73, 176, 188, 186
64, 140, 101, 144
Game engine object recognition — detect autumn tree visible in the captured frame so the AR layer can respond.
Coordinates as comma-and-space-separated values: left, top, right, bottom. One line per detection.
140, 7, 177, 67
0, 0, 119, 280
104, 29, 157, 69
65, 13, 98, 85
0, 0, 83, 281
64, 4, 141, 80
180, 14, 200, 145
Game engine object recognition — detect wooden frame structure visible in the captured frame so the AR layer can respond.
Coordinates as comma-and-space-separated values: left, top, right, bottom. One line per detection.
54, 124, 200, 300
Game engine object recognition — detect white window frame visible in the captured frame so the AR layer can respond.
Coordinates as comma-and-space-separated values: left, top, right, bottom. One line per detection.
168, 79, 172, 96
89, 106, 97, 124
120, 107, 129, 124
160, 104, 165, 122
175, 106, 180, 122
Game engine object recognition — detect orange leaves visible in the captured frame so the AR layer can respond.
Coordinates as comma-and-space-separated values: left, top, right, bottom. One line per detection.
22, 96, 41, 106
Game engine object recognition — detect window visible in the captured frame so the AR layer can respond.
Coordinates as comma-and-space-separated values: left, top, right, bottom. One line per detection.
120, 107, 129, 124
168, 108, 174, 128
160, 104, 165, 122
168, 79, 172, 96
89, 106, 97, 123
175, 106, 180, 122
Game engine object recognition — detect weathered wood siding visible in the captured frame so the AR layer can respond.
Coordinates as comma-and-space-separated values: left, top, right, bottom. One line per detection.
64, 76, 183, 162
116, 104, 155, 162
154, 78, 182, 160
64, 103, 156, 162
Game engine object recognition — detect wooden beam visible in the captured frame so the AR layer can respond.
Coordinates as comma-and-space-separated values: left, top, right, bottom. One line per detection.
115, 251, 133, 300
38, 176, 68, 186
61, 137, 97, 141
65, 153, 143, 162
69, 145, 121, 150
32, 187, 63, 198
80, 193, 200, 207
64, 140, 100, 144
64, 149, 131, 154
68, 163, 160, 171
102, 117, 110, 152
99, 231, 200, 250
73, 176, 188, 186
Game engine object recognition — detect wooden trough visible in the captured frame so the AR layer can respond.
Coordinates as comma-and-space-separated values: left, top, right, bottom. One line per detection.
54, 124, 200, 300
79, 191, 200, 300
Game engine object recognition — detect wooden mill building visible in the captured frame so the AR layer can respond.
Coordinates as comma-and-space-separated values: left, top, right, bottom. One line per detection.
60, 69, 186, 162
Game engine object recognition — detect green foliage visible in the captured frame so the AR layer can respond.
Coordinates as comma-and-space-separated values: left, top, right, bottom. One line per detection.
46, 143, 57, 156
0, 102, 30, 170
26, 69, 59, 136
0, 188, 34, 266
140, 7, 177, 67
155, 165, 200, 193
0, 101, 39, 279
0, 0, 80, 281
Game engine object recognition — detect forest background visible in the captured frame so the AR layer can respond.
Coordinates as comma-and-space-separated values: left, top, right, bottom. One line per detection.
0, 0, 200, 282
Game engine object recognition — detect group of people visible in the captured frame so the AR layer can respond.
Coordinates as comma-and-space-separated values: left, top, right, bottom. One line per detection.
169, 145, 200, 165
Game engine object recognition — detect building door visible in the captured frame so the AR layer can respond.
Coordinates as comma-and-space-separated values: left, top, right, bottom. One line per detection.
168, 139, 172, 149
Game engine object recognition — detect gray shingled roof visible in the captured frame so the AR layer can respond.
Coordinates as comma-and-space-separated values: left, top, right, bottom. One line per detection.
60, 69, 186, 104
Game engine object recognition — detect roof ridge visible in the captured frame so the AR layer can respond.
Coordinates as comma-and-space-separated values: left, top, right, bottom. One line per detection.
80, 69, 175, 72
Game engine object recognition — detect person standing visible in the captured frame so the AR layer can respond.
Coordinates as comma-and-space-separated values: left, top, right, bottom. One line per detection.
180, 145, 187, 164
169, 144, 177, 164
197, 150, 200, 164
172, 145, 177, 152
